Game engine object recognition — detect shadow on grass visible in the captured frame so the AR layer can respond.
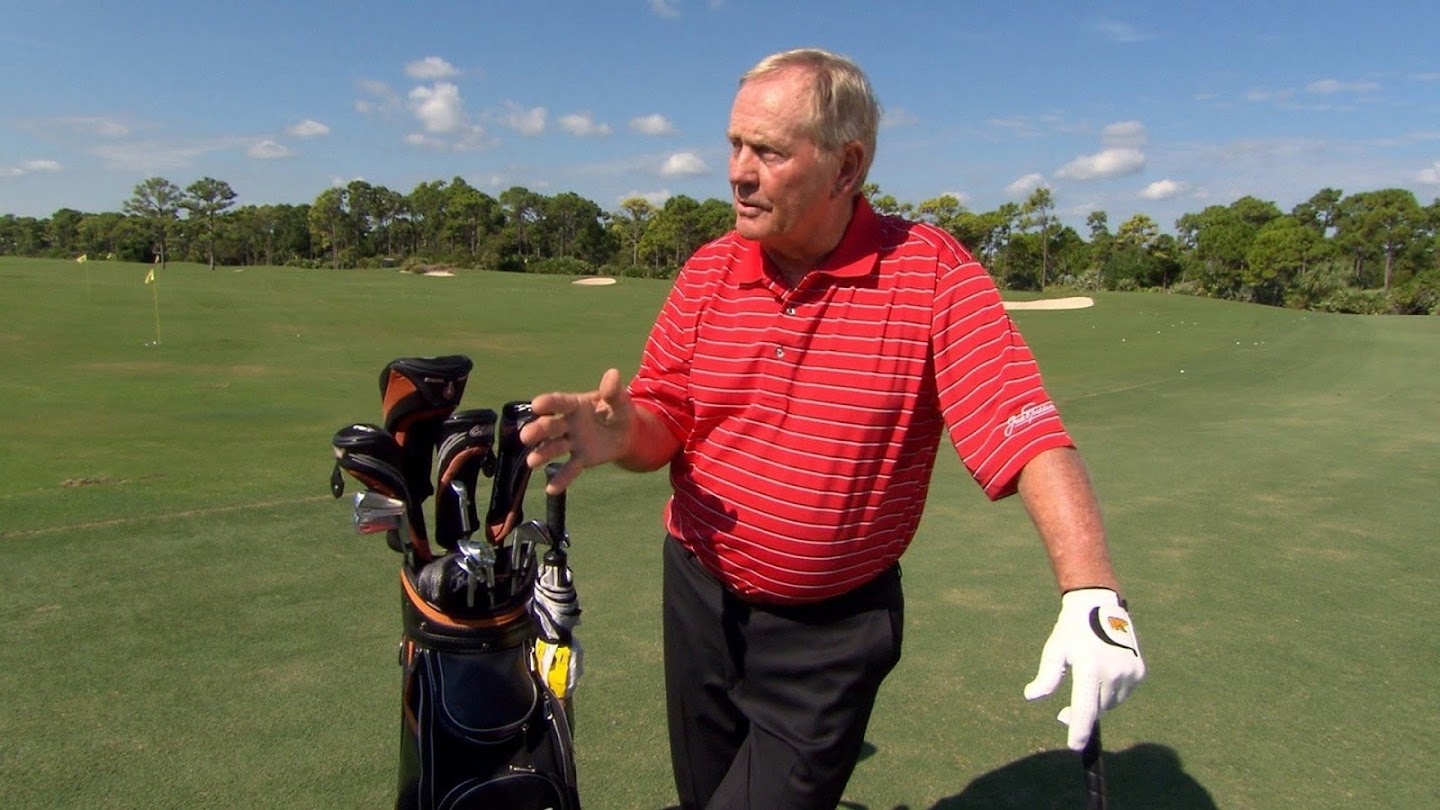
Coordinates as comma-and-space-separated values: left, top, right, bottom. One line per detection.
839, 742, 1215, 810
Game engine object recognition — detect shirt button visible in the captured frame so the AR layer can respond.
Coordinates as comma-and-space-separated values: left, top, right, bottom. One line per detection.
784, 306, 796, 316
774, 347, 785, 358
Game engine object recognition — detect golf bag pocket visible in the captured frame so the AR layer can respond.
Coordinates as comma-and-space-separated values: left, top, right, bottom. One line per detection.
398, 645, 579, 810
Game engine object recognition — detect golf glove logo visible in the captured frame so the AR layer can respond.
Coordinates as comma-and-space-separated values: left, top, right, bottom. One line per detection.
1024, 587, 1145, 751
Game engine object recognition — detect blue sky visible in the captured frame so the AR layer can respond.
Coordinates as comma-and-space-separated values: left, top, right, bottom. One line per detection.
3, 1, 1438, 232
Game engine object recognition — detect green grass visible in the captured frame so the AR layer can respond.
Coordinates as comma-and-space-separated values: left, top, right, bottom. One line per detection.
2, 257, 1437, 808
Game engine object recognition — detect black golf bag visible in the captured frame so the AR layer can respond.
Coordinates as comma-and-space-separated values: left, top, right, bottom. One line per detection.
330, 355, 582, 810
396, 569, 578, 810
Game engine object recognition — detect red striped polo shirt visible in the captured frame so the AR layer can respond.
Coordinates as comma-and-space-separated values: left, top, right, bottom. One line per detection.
629, 197, 1073, 604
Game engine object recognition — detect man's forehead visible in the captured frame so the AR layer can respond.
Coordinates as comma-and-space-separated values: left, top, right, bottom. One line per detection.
729, 72, 813, 139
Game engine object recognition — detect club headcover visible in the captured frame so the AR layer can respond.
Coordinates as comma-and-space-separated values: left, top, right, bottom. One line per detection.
378, 355, 473, 504
330, 423, 431, 561
485, 401, 537, 544
433, 408, 498, 550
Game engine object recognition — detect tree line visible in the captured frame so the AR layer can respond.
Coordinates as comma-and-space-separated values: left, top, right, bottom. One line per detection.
3, 176, 1437, 314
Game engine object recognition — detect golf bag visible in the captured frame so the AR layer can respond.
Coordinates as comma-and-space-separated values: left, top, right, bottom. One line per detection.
396, 570, 578, 810
330, 355, 582, 810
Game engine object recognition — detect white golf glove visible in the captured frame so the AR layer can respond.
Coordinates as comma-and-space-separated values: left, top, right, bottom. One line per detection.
1024, 588, 1145, 751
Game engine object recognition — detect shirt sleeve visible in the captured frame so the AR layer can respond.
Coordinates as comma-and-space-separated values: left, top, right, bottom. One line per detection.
929, 238, 1074, 500
627, 268, 701, 445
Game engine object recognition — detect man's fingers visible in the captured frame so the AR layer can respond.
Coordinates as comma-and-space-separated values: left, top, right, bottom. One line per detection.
544, 458, 585, 495
1065, 669, 1101, 751
1023, 639, 1066, 701
526, 437, 570, 471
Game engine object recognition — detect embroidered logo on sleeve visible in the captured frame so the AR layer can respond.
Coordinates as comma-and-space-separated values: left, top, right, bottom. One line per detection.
1003, 401, 1057, 437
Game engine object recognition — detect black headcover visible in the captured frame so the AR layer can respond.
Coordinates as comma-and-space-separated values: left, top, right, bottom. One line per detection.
485, 401, 537, 544
433, 408, 498, 550
330, 423, 431, 561
379, 355, 474, 504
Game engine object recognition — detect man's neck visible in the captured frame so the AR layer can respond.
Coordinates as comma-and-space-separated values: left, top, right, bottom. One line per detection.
764, 198, 855, 286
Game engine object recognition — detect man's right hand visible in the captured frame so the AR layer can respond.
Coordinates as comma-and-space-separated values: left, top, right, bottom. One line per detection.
521, 368, 637, 494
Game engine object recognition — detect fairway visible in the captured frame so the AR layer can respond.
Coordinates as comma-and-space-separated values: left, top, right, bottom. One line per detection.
2, 257, 1437, 809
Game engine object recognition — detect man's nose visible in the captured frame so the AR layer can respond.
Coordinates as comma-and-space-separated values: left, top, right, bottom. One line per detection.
729, 148, 758, 187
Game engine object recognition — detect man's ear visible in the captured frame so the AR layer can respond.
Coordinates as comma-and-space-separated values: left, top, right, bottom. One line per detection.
834, 142, 865, 197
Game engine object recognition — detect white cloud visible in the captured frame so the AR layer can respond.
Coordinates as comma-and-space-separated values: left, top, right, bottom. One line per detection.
249, 140, 291, 159
1244, 87, 1295, 104
661, 152, 709, 177
1, 158, 62, 178
62, 116, 129, 137
409, 82, 464, 134
1102, 121, 1147, 148
630, 114, 676, 136
406, 56, 461, 80
1306, 78, 1380, 95
1417, 162, 1440, 185
1094, 19, 1153, 43
941, 190, 972, 205
1140, 179, 1186, 200
986, 118, 1036, 137
1005, 173, 1046, 197
501, 102, 547, 136
1055, 148, 1146, 181
649, 0, 680, 18
881, 107, 919, 128
453, 125, 494, 152
355, 79, 402, 116
558, 112, 612, 137
92, 138, 249, 171
405, 132, 444, 149
14, 116, 129, 139
284, 119, 330, 138
619, 189, 673, 207
404, 125, 492, 152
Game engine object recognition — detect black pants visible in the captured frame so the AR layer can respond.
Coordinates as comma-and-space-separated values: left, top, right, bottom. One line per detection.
662, 535, 904, 810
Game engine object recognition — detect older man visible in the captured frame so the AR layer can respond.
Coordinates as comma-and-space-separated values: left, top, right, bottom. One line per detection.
522, 48, 1145, 809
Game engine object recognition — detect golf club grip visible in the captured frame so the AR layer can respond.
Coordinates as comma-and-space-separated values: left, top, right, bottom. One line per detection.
544, 462, 566, 536
1082, 721, 1106, 810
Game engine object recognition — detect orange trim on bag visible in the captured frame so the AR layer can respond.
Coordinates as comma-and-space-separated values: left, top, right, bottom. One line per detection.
400, 570, 528, 631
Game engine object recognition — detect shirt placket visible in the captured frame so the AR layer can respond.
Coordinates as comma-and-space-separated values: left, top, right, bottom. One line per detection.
759, 279, 817, 402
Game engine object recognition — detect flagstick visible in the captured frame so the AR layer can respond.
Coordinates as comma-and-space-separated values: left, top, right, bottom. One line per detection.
150, 271, 162, 346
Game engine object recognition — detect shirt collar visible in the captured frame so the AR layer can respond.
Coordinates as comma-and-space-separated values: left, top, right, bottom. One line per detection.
731, 196, 881, 285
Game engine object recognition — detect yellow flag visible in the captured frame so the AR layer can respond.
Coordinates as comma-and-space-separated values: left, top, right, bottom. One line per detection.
144, 268, 155, 284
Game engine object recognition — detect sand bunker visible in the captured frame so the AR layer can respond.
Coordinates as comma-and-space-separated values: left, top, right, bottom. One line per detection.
422, 270, 455, 277
1002, 296, 1095, 311
572, 277, 617, 286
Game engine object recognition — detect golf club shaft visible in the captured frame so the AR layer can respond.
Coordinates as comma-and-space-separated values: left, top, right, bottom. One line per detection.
545, 462, 566, 539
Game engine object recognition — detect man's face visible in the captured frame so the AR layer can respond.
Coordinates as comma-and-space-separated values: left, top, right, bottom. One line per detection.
727, 69, 846, 263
